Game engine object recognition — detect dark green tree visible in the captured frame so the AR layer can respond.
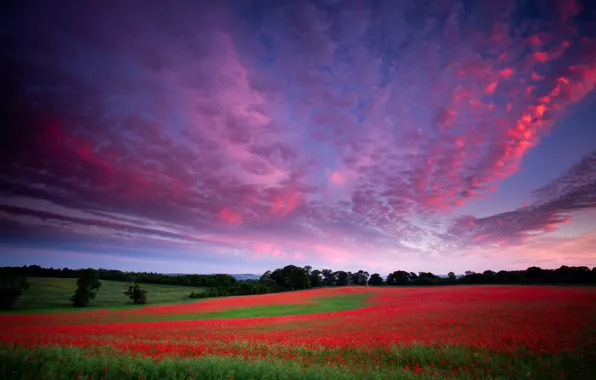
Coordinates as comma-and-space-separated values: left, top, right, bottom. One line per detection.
309, 269, 323, 287
258, 270, 280, 291
124, 282, 148, 304
526, 266, 543, 278
0, 275, 30, 309
368, 273, 383, 286
259, 270, 272, 285
70, 269, 102, 307
269, 268, 285, 289
268, 265, 312, 290
348, 271, 358, 285
386, 270, 411, 285
336, 271, 349, 286
239, 282, 257, 295
416, 271, 439, 285
321, 269, 335, 286
283, 265, 311, 290
355, 270, 370, 286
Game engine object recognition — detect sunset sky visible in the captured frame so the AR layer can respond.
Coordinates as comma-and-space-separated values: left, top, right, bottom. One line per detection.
1, 0, 595, 275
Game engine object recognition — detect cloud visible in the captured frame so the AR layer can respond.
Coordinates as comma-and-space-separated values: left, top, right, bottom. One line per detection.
448, 150, 596, 248
0, 203, 202, 245
220, 208, 243, 225
532, 149, 596, 209
1, 0, 595, 272
491, 231, 596, 270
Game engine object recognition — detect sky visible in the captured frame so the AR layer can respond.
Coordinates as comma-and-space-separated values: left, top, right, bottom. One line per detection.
1, 0, 595, 275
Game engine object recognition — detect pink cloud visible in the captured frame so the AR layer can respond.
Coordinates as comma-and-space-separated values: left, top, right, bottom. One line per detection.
293, 252, 306, 260
328, 169, 346, 185
484, 81, 499, 94
503, 232, 596, 269
533, 52, 551, 63
498, 68, 515, 79
270, 190, 302, 218
220, 208, 242, 225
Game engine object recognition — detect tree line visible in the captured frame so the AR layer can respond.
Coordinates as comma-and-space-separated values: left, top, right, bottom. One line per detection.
0, 265, 236, 287
1, 264, 595, 309
190, 264, 596, 300
256, 265, 596, 290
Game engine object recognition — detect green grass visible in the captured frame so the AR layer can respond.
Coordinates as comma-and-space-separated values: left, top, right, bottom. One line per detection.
134, 292, 374, 322
8, 277, 205, 312
0, 345, 395, 380
1, 343, 594, 380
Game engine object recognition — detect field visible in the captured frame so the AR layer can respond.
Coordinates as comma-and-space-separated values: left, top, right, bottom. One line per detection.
1, 285, 596, 379
9, 277, 205, 311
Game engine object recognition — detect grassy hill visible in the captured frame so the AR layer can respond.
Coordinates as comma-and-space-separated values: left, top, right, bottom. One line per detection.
11, 277, 205, 311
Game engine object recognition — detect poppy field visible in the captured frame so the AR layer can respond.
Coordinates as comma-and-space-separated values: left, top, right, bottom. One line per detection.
1, 285, 595, 379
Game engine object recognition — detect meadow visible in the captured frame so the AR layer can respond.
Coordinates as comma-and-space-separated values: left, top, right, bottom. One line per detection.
1, 285, 595, 379
9, 277, 206, 311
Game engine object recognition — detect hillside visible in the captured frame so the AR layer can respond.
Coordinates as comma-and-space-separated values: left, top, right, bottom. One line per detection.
10, 277, 206, 311
164, 273, 261, 280
230, 274, 260, 280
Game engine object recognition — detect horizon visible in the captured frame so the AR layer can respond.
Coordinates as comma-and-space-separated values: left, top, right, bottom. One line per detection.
2, 1, 596, 274
2, 263, 590, 279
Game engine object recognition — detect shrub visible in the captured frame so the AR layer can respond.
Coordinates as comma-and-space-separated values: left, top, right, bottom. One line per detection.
124, 283, 148, 304
70, 269, 101, 307
0, 275, 30, 309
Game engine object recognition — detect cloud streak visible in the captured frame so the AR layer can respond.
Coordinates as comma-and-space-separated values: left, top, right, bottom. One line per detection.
449, 149, 596, 248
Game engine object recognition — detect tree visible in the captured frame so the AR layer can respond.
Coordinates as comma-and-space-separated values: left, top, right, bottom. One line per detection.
348, 271, 357, 285
282, 265, 310, 290
386, 270, 410, 285
0, 275, 30, 309
269, 265, 310, 291
70, 269, 102, 307
259, 270, 272, 282
416, 271, 439, 285
483, 270, 496, 283
336, 271, 349, 286
124, 282, 148, 304
321, 269, 335, 287
238, 282, 257, 295
525, 266, 544, 282
269, 268, 285, 289
309, 269, 323, 288
368, 273, 383, 286
351, 270, 369, 286
418, 272, 438, 279
359, 270, 370, 286
447, 272, 457, 282
258, 270, 280, 291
